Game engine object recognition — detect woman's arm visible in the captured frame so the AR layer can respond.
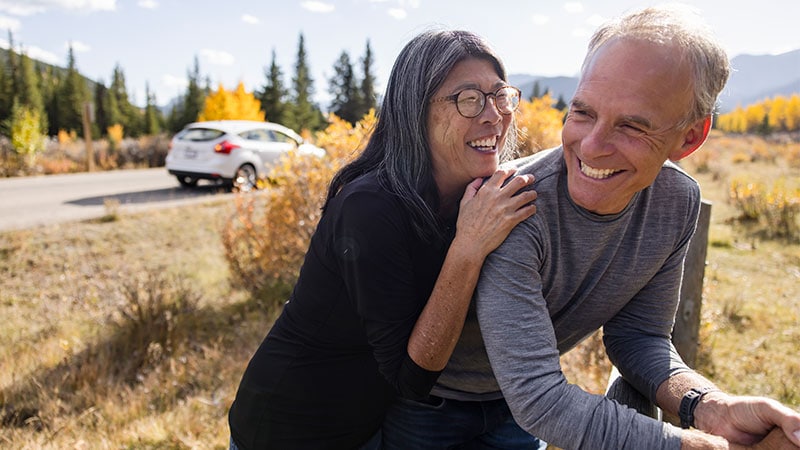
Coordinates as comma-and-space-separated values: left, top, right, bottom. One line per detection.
407, 169, 536, 371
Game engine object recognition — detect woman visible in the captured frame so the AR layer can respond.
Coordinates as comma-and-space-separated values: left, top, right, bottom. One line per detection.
228, 29, 537, 449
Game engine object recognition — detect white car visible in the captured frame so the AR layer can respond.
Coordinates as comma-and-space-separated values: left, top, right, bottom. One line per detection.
166, 120, 326, 191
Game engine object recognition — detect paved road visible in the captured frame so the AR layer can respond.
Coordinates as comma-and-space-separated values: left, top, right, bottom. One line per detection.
0, 168, 231, 232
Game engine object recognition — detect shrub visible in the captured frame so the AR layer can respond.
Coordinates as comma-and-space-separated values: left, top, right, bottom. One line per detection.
729, 176, 800, 239
729, 177, 764, 220
7, 104, 47, 172
515, 94, 564, 157
221, 111, 375, 304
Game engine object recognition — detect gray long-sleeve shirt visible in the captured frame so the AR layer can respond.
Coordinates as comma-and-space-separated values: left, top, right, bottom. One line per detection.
436, 147, 700, 449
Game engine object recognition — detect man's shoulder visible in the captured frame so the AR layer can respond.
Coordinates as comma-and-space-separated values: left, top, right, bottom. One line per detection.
503, 147, 563, 179
656, 160, 701, 194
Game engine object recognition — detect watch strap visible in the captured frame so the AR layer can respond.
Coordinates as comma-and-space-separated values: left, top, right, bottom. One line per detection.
678, 387, 718, 429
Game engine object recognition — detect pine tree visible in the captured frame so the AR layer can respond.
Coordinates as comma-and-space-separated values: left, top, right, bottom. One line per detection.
15, 50, 47, 133
143, 82, 162, 135
328, 51, 362, 124
42, 66, 62, 136
57, 44, 89, 134
284, 33, 324, 133
257, 49, 288, 124
359, 39, 378, 115
179, 56, 206, 130
530, 81, 541, 100
0, 32, 18, 127
0, 49, 14, 132
109, 64, 143, 137
554, 94, 567, 111
93, 80, 109, 136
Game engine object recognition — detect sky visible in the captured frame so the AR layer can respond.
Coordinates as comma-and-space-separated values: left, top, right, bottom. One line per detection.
0, 0, 798, 109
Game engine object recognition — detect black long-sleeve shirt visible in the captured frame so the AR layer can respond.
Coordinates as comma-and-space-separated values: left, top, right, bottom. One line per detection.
229, 172, 449, 449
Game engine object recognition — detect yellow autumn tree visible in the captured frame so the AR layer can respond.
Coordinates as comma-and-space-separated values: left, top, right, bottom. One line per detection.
198, 81, 266, 122
766, 96, 787, 131
515, 93, 565, 157
718, 94, 800, 134
786, 94, 800, 131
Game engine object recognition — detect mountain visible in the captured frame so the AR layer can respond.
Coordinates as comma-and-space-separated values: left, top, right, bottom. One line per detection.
0, 47, 101, 94
723, 49, 800, 111
509, 49, 800, 113
509, 74, 578, 104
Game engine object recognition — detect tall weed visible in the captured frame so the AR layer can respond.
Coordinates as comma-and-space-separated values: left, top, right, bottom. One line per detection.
729, 177, 800, 239
221, 112, 375, 304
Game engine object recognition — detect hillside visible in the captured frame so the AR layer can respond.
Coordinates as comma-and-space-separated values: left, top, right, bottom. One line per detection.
0, 47, 100, 96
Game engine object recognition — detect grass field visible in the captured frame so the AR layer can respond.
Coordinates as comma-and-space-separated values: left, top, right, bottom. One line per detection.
1, 131, 798, 448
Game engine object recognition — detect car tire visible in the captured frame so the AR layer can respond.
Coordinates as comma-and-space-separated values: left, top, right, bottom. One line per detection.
176, 175, 199, 188
233, 164, 257, 192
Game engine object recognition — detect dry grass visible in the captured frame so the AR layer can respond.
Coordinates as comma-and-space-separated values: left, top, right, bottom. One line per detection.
0, 198, 279, 448
1, 132, 798, 448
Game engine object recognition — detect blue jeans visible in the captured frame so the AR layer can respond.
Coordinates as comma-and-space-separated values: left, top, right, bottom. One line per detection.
382, 395, 547, 449
230, 430, 381, 450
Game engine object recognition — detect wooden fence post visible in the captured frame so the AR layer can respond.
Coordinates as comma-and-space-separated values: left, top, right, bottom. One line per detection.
83, 102, 94, 172
673, 200, 712, 368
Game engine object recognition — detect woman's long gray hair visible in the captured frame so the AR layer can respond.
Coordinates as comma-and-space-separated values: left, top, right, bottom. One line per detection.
324, 29, 512, 241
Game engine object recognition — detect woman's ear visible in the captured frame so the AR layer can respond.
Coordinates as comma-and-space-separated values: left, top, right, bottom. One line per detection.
670, 116, 712, 161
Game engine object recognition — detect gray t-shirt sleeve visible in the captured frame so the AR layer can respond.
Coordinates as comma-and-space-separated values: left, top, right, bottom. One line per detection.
476, 220, 683, 450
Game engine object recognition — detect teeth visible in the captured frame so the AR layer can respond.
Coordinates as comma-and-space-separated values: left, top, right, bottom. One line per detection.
580, 161, 618, 179
468, 136, 497, 148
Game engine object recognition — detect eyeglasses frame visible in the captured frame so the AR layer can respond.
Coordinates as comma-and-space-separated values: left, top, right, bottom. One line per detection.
429, 85, 522, 118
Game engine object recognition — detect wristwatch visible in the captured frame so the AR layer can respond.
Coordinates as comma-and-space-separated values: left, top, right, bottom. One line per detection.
678, 387, 718, 429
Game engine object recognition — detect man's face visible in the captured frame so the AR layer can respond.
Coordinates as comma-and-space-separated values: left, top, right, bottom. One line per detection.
561, 38, 695, 215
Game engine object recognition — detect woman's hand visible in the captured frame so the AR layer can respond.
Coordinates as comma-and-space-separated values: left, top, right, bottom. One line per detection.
454, 168, 538, 259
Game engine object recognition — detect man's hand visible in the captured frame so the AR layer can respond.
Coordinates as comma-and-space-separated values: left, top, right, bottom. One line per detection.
694, 392, 800, 447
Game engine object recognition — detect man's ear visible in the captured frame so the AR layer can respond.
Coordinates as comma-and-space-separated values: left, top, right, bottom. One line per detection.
670, 116, 712, 161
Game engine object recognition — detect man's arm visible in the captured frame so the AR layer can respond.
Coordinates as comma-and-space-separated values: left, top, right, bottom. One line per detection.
656, 372, 800, 448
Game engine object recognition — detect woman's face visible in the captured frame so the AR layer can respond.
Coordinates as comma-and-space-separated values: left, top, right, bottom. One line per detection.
427, 57, 513, 200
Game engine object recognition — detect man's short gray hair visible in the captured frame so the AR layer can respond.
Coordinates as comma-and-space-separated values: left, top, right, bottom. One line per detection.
581, 4, 731, 126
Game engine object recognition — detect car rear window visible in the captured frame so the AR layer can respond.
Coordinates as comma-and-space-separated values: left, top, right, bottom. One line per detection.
178, 128, 225, 142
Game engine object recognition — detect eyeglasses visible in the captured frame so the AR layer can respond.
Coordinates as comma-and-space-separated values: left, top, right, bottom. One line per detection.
430, 86, 521, 118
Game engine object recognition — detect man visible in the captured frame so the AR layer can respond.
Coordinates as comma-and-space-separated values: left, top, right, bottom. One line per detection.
471, 5, 800, 450
382, 5, 800, 450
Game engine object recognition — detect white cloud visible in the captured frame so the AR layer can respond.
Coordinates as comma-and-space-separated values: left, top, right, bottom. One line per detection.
0, 38, 60, 64
571, 27, 590, 38
137, 0, 158, 9
200, 48, 235, 66
301, 1, 334, 13
162, 74, 188, 90
67, 40, 91, 52
585, 14, 605, 27
241, 14, 259, 24
388, 8, 406, 19
564, 2, 584, 14
0, 14, 21, 31
531, 14, 549, 26
0, 0, 116, 16
24, 45, 60, 65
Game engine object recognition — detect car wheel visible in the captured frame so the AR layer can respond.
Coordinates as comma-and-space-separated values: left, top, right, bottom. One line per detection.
233, 164, 257, 192
176, 175, 198, 187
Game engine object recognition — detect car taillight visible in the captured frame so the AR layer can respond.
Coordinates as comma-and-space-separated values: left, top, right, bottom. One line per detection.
214, 140, 239, 154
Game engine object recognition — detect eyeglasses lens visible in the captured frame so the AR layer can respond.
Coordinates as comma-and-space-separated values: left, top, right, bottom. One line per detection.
456, 87, 520, 118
